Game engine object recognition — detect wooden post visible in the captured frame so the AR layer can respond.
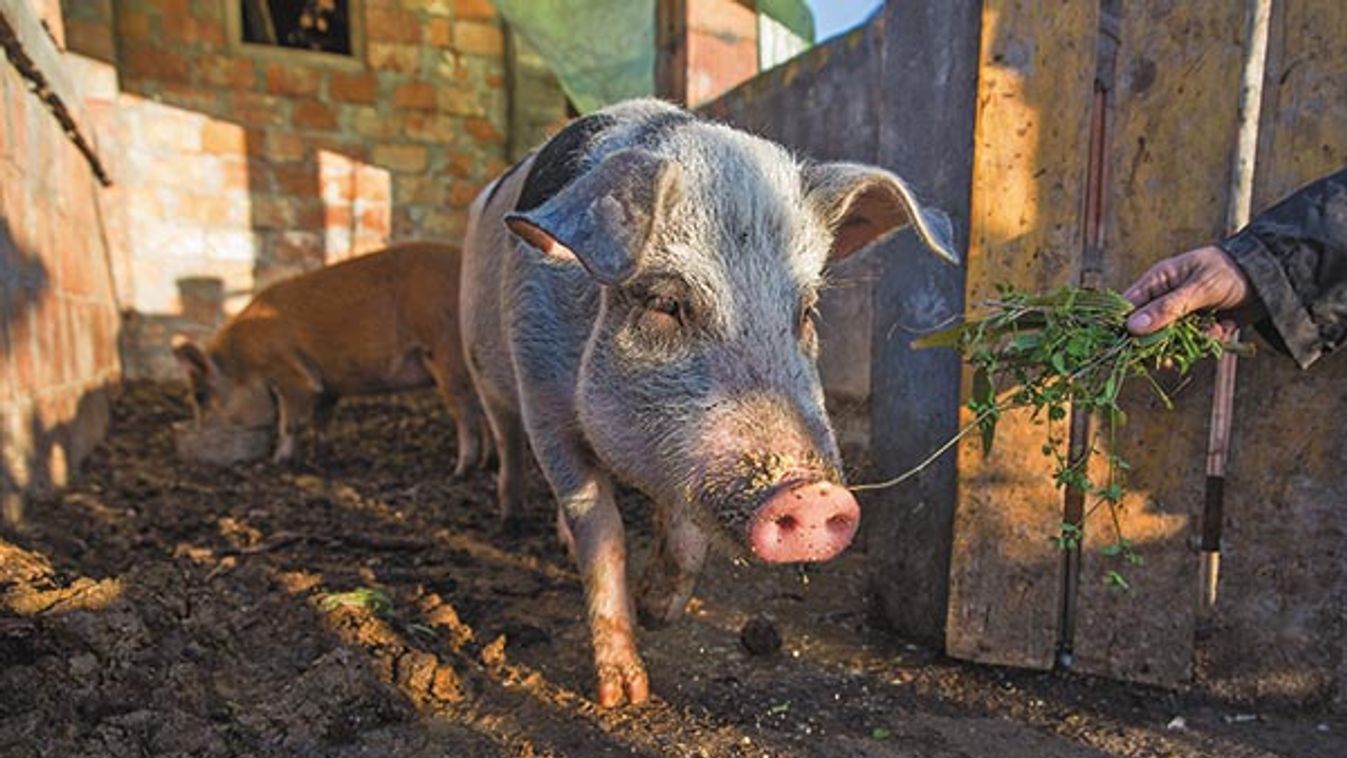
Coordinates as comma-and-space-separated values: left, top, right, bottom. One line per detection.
944, 0, 1098, 670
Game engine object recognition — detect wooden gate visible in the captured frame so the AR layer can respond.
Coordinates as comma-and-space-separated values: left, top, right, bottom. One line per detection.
946, 0, 1347, 703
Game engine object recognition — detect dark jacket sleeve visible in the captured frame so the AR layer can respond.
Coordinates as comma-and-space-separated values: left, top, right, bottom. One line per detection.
1219, 168, 1347, 369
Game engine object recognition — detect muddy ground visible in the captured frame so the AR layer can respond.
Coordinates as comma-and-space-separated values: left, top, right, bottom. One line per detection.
0, 382, 1341, 757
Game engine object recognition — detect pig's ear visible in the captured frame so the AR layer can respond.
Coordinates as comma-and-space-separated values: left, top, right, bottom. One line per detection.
803, 162, 959, 265
504, 149, 682, 285
171, 335, 217, 388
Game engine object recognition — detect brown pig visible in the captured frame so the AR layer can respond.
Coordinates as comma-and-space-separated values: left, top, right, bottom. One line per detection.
172, 242, 487, 473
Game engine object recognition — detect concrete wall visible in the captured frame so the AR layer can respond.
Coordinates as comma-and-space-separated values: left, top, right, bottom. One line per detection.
701, 1, 980, 645
1, 0, 126, 525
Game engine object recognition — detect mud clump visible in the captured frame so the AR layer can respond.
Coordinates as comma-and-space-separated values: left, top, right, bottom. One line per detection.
739, 613, 782, 656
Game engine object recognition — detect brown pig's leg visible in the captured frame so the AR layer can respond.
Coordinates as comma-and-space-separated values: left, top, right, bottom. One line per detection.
423, 351, 486, 478
272, 389, 315, 464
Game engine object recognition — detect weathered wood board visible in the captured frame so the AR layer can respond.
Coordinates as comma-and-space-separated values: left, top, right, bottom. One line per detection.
945, 0, 1098, 670
866, 0, 981, 648
1196, 0, 1347, 706
1071, 0, 1248, 686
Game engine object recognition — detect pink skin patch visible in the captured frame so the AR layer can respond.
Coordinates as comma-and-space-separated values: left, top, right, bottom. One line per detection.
747, 480, 860, 563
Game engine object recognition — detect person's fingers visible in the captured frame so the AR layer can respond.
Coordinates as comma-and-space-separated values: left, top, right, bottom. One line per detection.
1122, 258, 1187, 307
1126, 287, 1198, 335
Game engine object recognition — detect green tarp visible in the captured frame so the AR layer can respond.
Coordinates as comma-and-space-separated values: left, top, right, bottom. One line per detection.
493, 0, 814, 114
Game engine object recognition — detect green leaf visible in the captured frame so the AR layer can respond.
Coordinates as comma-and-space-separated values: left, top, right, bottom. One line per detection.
1105, 570, 1132, 591
872, 727, 893, 740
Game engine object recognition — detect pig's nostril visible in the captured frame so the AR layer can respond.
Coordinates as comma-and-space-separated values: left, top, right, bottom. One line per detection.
774, 514, 799, 532
826, 513, 854, 532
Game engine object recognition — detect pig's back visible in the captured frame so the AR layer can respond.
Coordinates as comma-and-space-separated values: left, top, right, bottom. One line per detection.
229, 244, 458, 394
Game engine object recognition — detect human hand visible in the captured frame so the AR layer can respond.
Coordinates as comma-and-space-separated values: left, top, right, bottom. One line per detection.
1122, 245, 1256, 336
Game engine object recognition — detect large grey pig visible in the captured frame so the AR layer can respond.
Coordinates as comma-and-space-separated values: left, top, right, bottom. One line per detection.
460, 99, 956, 707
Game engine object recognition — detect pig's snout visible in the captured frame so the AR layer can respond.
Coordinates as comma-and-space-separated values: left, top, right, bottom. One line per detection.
747, 480, 859, 563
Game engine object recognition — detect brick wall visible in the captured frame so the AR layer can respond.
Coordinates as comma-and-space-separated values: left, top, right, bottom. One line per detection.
1, 0, 126, 524
106, 0, 566, 377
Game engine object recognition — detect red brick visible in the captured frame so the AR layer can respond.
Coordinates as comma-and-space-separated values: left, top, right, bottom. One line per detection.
292, 101, 337, 131
436, 87, 483, 116
359, 205, 391, 231
251, 195, 299, 229
365, 7, 420, 44
65, 20, 116, 60
371, 144, 428, 173
404, 113, 457, 143
122, 47, 191, 83
263, 130, 307, 162
163, 13, 225, 47
226, 92, 287, 127
198, 55, 255, 89
367, 43, 420, 74
354, 165, 391, 202
349, 106, 401, 139
157, 82, 223, 112
425, 18, 452, 47
117, 10, 152, 40
274, 164, 319, 197
453, 21, 503, 56
323, 204, 353, 230
156, 0, 190, 17
453, 0, 497, 20
201, 121, 246, 154
441, 150, 475, 178
265, 63, 321, 96
274, 231, 324, 266
463, 116, 503, 144
329, 71, 378, 103
394, 175, 443, 206
393, 82, 438, 110
222, 159, 250, 191
446, 181, 481, 208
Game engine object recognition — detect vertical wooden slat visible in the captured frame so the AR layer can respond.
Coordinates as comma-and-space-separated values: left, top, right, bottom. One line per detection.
945, 0, 1097, 670
867, 0, 980, 648
1071, 0, 1248, 687
1197, 0, 1347, 706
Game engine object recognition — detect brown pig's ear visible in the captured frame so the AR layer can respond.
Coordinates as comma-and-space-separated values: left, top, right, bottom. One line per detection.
171, 335, 216, 387
803, 162, 959, 265
504, 149, 682, 286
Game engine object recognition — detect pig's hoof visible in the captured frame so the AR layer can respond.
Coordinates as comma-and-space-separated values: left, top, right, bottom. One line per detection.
595, 661, 649, 708
635, 594, 683, 629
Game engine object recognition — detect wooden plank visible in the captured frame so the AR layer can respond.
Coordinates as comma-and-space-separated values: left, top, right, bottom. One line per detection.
944, 0, 1097, 670
1196, 0, 1347, 706
1071, 0, 1248, 687
866, 0, 981, 647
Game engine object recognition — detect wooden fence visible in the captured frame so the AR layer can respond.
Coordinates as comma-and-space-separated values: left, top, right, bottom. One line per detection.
708, 0, 1344, 706
948, 0, 1346, 705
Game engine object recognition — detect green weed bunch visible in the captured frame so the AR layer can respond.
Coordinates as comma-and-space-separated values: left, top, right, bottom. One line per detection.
899, 285, 1245, 586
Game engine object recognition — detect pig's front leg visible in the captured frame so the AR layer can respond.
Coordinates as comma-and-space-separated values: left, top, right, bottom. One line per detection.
272, 387, 315, 463
553, 470, 648, 707
636, 500, 708, 627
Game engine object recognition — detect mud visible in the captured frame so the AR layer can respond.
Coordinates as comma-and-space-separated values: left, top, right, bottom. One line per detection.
0, 382, 1340, 757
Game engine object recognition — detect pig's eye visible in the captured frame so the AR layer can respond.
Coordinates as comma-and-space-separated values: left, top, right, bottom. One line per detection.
798, 297, 820, 341
645, 295, 686, 328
